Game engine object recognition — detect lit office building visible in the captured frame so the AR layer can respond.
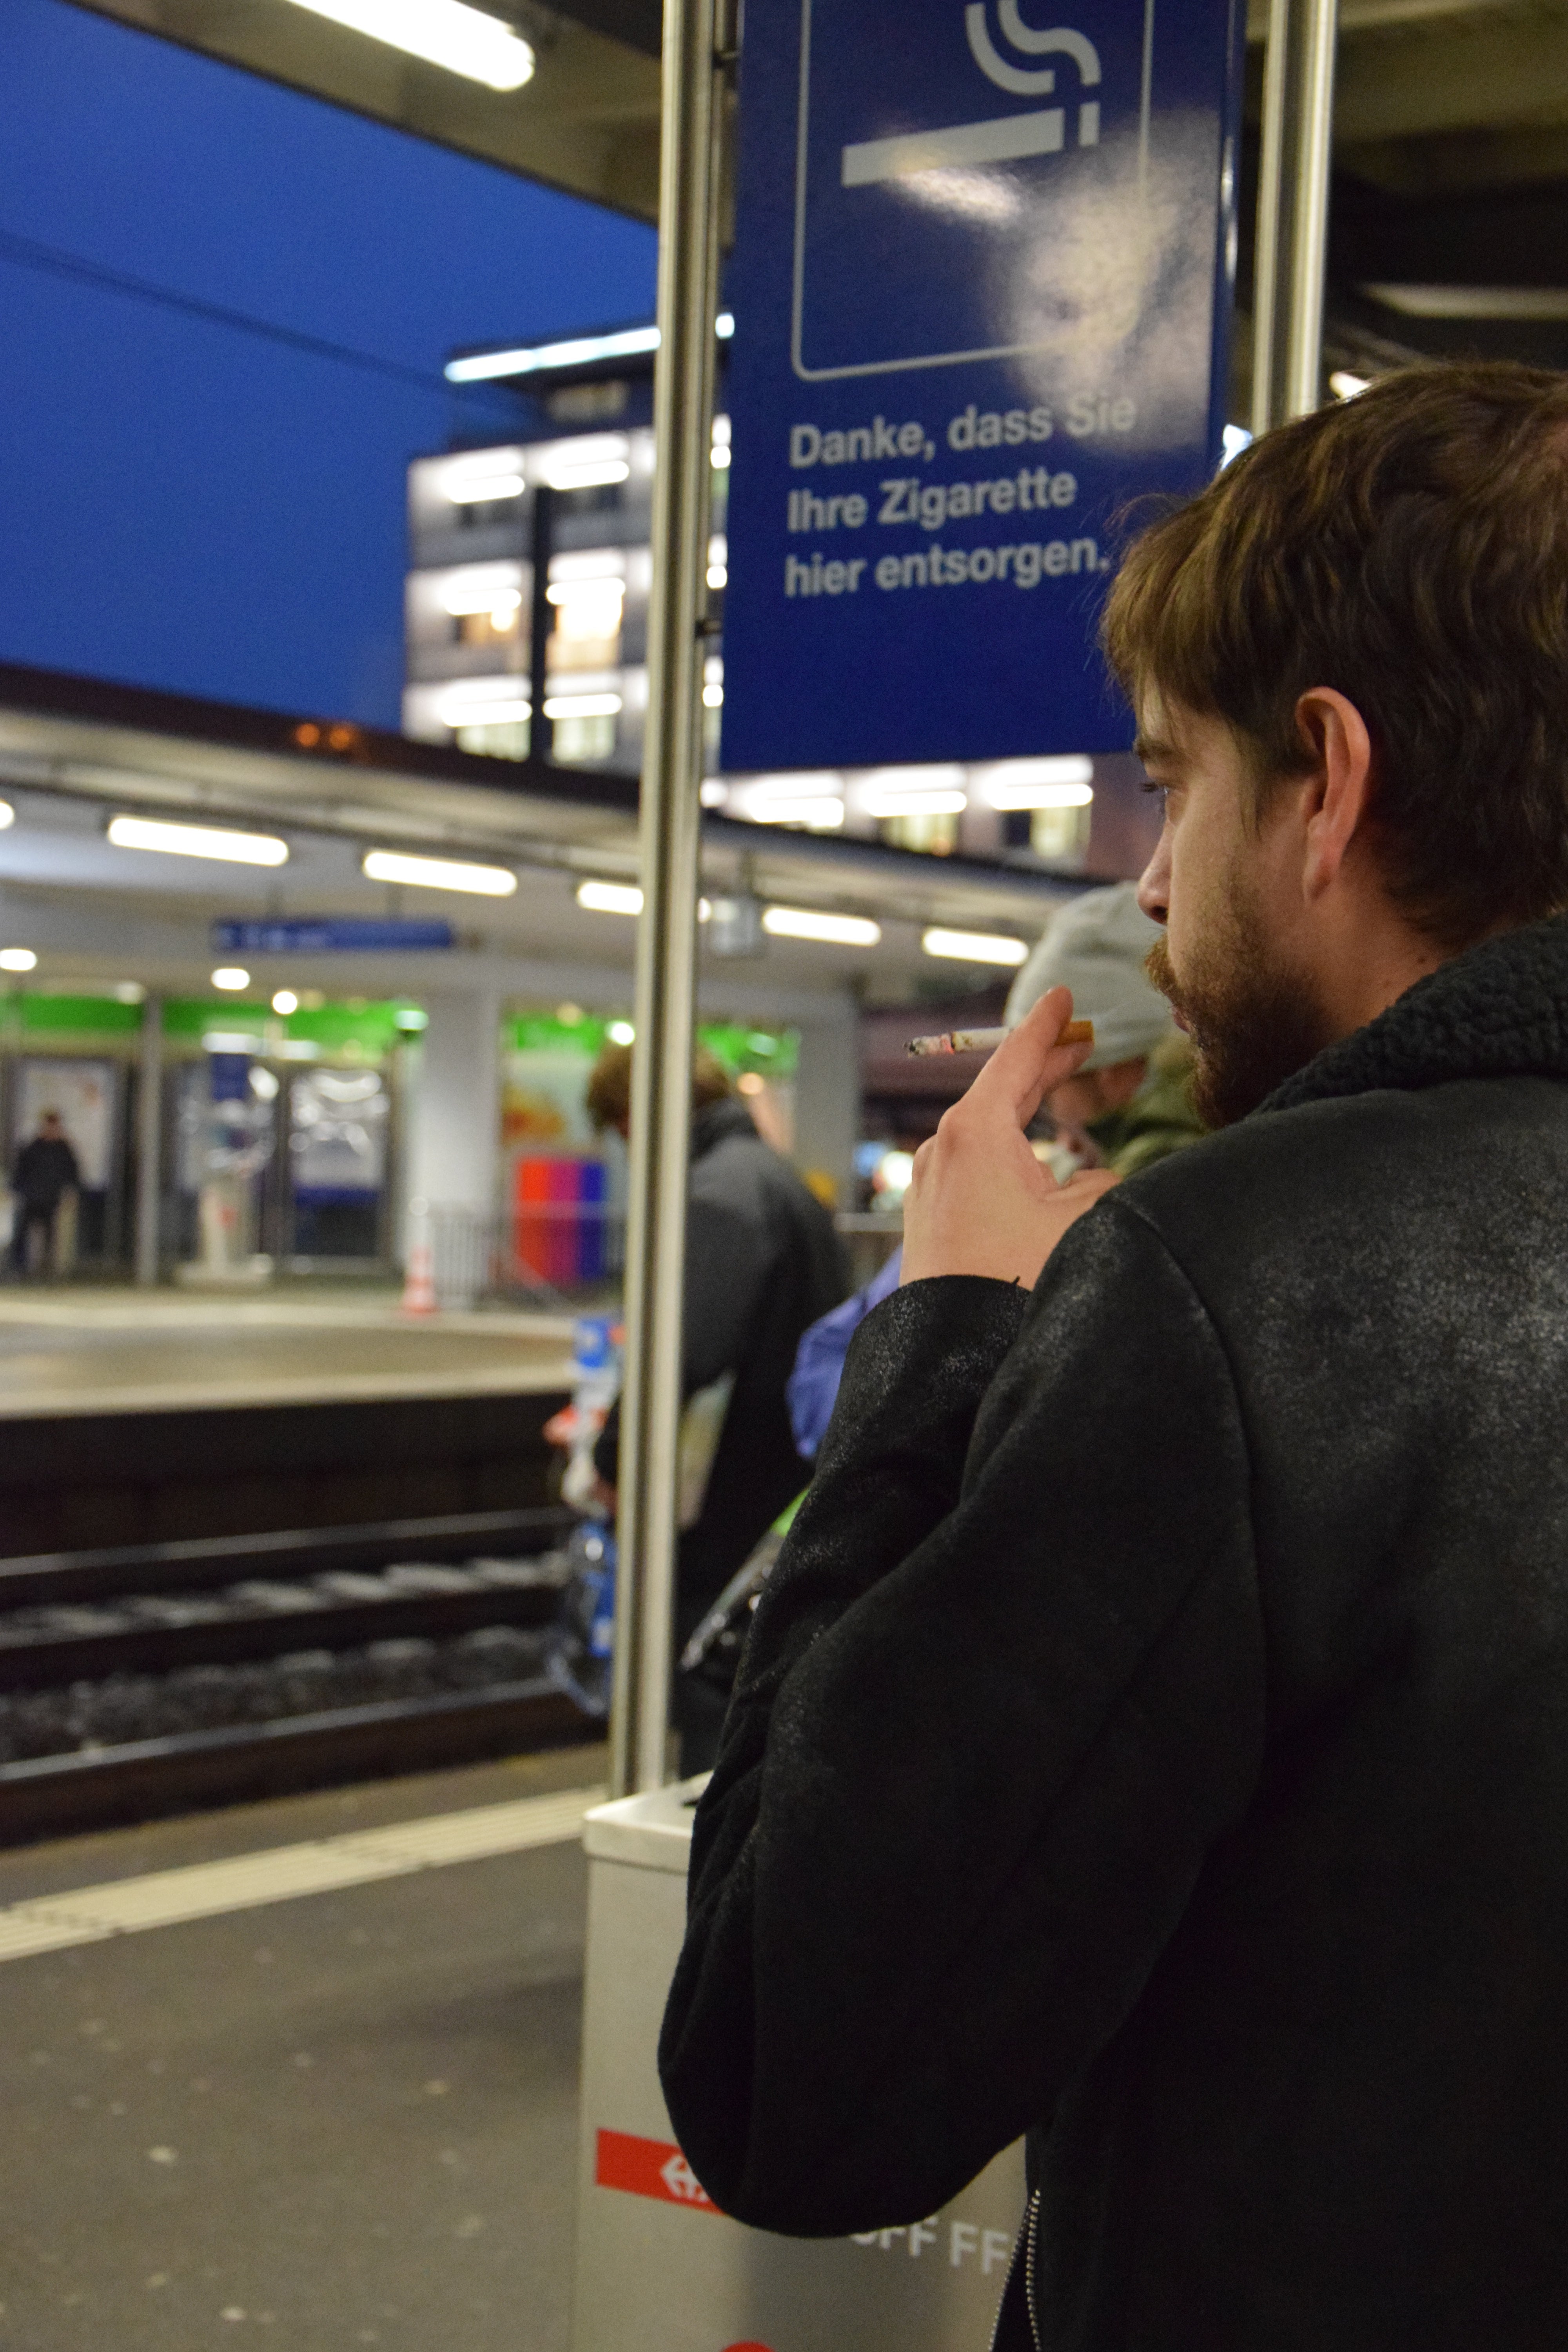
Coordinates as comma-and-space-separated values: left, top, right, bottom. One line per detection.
403, 328, 1114, 874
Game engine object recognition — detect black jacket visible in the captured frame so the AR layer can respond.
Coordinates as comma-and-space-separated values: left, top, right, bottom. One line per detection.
661, 916, 1568, 2350
599, 1097, 849, 1615
13, 1136, 79, 1207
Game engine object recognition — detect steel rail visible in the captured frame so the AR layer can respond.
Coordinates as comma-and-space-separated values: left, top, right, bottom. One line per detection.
0, 1505, 574, 1609
0, 1560, 568, 1692
0, 1680, 595, 1847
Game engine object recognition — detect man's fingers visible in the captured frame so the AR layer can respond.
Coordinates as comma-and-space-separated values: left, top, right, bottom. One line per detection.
965, 986, 1094, 1125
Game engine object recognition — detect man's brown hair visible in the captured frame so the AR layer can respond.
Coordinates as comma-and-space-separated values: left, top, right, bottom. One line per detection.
585, 1039, 732, 1131
1102, 362, 1568, 948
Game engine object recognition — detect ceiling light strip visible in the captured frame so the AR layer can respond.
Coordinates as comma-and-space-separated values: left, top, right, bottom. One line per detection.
107, 814, 289, 867
362, 848, 517, 896
280, 0, 535, 90
445, 312, 733, 385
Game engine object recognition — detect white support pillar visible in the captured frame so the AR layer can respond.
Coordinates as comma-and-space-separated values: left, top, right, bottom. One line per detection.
791, 1009, 860, 1205
402, 989, 503, 1243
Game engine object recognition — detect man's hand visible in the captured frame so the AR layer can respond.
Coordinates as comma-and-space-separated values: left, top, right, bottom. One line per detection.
901, 986, 1120, 1288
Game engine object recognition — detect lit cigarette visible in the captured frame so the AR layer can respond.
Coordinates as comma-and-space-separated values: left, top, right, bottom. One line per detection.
906, 1019, 1093, 1058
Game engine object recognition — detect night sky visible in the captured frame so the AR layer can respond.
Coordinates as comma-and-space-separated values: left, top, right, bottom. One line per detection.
0, 0, 658, 726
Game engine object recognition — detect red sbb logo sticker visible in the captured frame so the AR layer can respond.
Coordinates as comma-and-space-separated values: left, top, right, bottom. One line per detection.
595, 2127, 719, 2213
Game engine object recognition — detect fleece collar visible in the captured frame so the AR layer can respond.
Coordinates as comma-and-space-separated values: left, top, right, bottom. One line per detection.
1263, 913, 1568, 1115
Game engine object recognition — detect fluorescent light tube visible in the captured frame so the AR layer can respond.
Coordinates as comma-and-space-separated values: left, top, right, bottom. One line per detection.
442, 315, 738, 383
447, 326, 662, 383
746, 798, 844, 829
978, 757, 1093, 811
860, 764, 968, 819
439, 571, 522, 615
546, 580, 625, 608
922, 927, 1029, 965
446, 313, 732, 384
446, 472, 524, 503
577, 880, 643, 916
544, 459, 630, 492
280, 0, 534, 90
762, 906, 880, 946
863, 788, 967, 818
442, 694, 532, 728
211, 967, 252, 992
362, 849, 517, 896
0, 947, 37, 972
544, 693, 622, 720
109, 815, 289, 867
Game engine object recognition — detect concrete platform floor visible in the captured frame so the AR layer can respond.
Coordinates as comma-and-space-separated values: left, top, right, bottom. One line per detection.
0, 1744, 604, 2350
0, 1290, 579, 1417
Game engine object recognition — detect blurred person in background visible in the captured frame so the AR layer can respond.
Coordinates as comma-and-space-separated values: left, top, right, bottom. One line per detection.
661, 364, 1568, 2349
1004, 882, 1203, 1178
586, 1040, 848, 1771
11, 1109, 80, 1278
786, 882, 1203, 1461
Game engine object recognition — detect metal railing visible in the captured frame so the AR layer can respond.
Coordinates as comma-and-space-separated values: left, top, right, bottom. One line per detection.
416, 1204, 899, 1311
423, 1204, 626, 1312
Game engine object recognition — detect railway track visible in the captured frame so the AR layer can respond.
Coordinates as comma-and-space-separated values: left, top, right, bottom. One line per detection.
0, 1505, 595, 1843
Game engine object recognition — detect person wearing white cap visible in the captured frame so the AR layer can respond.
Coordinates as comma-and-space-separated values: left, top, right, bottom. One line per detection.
784, 883, 1203, 1461
1005, 881, 1203, 1179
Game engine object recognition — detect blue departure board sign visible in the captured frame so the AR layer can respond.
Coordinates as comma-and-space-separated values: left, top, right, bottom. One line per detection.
212, 919, 454, 953
719, 0, 1243, 771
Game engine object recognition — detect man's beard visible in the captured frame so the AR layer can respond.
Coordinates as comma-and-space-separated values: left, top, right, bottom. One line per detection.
1145, 884, 1332, 1127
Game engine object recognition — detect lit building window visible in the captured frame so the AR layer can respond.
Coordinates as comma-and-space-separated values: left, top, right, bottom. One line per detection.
547, 559, 626, 674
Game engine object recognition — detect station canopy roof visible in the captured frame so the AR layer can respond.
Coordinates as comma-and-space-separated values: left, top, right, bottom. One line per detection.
63, 0, 1568, 376
70, 0, 666, 218
0, 660, 1083, 953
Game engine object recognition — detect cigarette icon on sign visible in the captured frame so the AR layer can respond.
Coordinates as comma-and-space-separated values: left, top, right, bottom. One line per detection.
841, 11, 1102, 187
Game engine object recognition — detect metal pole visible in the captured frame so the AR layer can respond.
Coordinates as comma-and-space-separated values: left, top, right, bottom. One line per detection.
609, 0, 728, 1797
528, 483, 556, 766
1251, 0, 1339, 432
134, 993, 163, 1286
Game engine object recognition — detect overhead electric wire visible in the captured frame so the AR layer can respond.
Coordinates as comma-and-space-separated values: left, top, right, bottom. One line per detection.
0, 225, 524, 411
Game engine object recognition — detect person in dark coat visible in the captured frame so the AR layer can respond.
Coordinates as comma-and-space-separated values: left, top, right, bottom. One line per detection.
588, 1041, 849, 1771
11, 1110, 80, 1276
660, 363, 1568, 2348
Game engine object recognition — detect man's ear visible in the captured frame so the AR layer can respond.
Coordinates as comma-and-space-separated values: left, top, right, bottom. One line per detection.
1295, 688, 1375, 903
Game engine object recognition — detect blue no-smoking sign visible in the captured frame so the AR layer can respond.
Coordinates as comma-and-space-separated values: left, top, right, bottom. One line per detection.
719, 0, 1243, 771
